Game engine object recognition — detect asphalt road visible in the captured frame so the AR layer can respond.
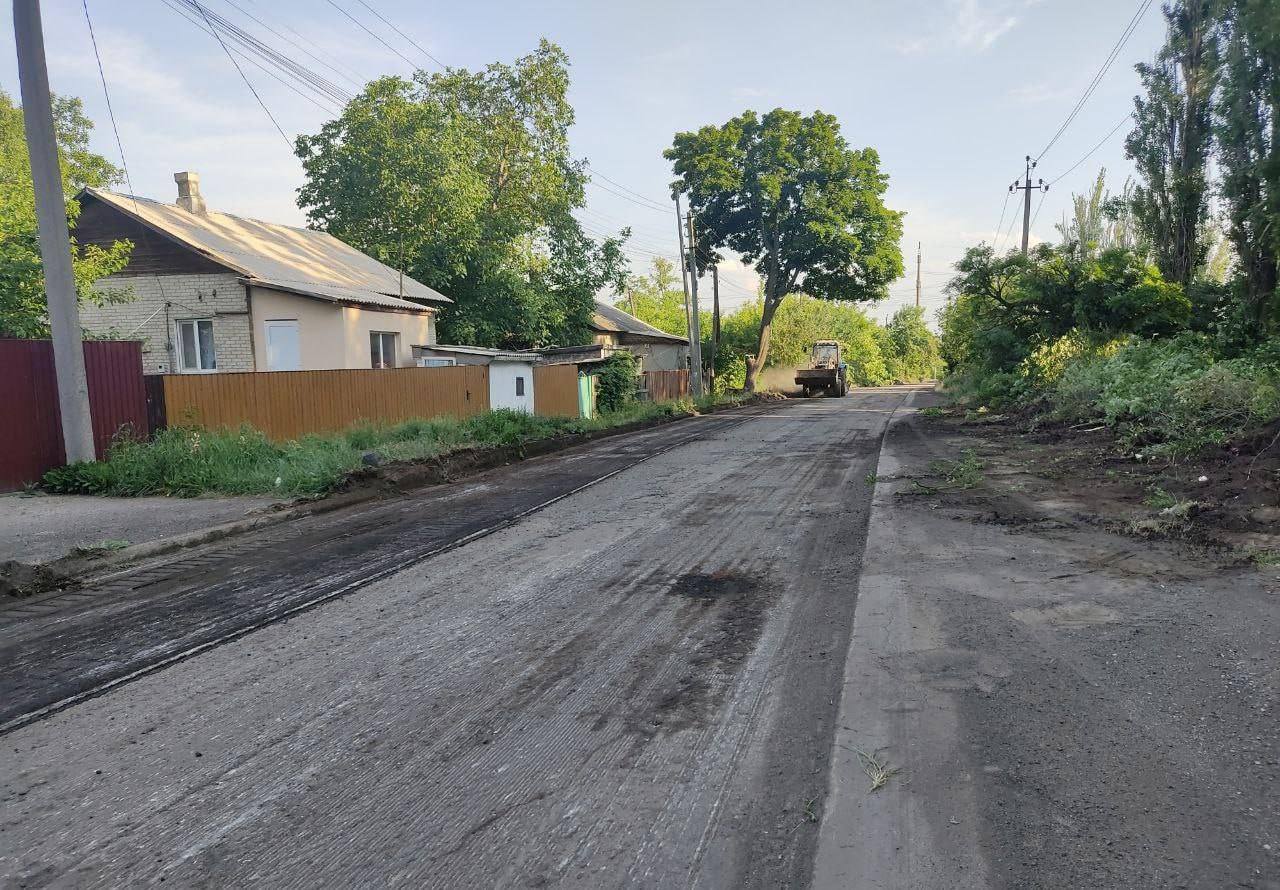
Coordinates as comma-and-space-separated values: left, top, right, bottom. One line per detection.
6, 387, 1273, 889
1, 390, 915, 888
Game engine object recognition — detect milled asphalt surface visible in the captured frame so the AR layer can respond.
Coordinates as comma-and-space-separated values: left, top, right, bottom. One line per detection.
3, 387, 1274, 889
1, 391, 914, 888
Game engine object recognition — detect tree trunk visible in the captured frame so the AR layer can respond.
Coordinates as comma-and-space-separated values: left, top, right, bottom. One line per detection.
743, 298, 779, 392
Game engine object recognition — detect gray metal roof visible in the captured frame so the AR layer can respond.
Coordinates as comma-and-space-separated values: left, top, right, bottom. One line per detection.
592, 300, 688, 343
86, 188, 451, 313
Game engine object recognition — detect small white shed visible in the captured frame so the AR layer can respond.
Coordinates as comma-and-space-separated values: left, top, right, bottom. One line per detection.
413, 344, 539, 413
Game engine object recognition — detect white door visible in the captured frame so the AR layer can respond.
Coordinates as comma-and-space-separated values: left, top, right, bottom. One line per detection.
489, 362, 534, 413
264, 320, 301, 371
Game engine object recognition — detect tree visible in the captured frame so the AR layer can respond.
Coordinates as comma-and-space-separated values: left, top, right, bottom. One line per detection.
942, 243, 1190, 378
1213, 0, 1280, 333
880, 306, 943, 382
0, 90, 131, 337
620, 257, 693, 338
296, 41, 627, 349
1126, 0, 1219, 290
665, 109, 903, 391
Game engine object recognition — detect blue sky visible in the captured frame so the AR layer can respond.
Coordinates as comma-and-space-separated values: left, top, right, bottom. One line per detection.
0, 0, 1166, 322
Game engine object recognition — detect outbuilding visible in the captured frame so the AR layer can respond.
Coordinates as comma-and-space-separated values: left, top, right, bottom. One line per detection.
413, 344, 539, 413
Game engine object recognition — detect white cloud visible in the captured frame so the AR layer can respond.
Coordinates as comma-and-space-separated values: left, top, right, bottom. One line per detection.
893, 0, 1023, 56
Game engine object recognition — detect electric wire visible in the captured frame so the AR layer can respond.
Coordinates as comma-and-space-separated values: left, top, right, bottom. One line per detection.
350, 0, 446, 69
1047, 111, 1135, 187
322, 0, 420, 71
1035, 0, 1154, 162
220, 0, 367, 89
189, 0, 292, 147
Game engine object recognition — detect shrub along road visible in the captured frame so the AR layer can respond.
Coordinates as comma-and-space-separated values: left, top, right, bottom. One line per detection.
2, 386, 1274, 888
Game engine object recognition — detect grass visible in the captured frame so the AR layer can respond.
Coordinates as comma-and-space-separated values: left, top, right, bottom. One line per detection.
69, 539, 130, 557
853, 748, 901, 793
918, 406, 946, 418
41, 395, 753, 499
927, 448, 985, 489
1143, 485, 1179, 510
1248, 548, 1280, 567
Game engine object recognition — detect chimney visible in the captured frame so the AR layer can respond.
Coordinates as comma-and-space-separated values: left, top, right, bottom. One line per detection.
174, 171, 206, 214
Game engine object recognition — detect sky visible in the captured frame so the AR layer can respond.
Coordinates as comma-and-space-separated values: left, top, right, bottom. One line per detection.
0, 0, 1168, 325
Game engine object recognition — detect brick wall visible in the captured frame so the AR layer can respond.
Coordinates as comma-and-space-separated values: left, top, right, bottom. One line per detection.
80, 272, 254, 373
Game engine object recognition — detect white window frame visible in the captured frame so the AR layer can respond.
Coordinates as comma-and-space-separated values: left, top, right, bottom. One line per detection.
174, 318, 217, 373
370, 331, 398, 369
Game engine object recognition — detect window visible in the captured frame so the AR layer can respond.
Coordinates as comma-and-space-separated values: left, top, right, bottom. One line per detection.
264, 320, 301, 371
176, 319, 216, 372
370, 331, 398, 369
515, 375, 525, 397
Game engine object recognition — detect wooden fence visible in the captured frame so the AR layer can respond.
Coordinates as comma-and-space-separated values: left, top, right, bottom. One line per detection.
155, 365, 490, 441
0, 339, 147, 490
533, 365, 580, 418
642, 369, 689, 403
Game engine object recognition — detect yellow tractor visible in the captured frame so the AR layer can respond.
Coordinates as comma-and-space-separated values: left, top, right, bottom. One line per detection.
795, 340, 848, 397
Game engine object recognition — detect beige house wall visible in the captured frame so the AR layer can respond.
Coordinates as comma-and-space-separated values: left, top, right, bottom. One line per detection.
249, 286, 435, 371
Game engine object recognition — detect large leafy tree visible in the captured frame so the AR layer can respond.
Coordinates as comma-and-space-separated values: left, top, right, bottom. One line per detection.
295, 40, 627, 348
1125, 0, 1219, 290
1213, 0, 1280, 333
665, 109, 903, 391
0, 90, 131, 337
941, 243, 1191, 379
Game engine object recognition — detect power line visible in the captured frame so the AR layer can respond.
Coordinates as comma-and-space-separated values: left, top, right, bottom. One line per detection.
586, 179, 672, 214
1035, 0, 1154, 162
350, 0, 446, 69
322, 0, 420, 71
81, 0, 133, 196
240, 0, 368, 85
1047, 111, 1135, 186
188, 0, 292, 148
991, 187, 1012, 247
220, 0, 367, 89
583, 162, 669, 210
161, 0, 344, 116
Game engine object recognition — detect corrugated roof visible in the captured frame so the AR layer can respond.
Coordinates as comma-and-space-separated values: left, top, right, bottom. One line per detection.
85, 188, 451, 312
591, 300, 688, 343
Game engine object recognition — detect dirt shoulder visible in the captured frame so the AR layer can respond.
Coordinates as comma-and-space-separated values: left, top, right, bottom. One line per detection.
911, 405, 1280, 566
815, 395, 1278, 889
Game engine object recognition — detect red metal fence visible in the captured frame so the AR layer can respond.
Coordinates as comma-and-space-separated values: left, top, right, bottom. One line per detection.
0, 339, 147, 491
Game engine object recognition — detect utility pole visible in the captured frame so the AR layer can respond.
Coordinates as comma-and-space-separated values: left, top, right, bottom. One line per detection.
915, 241, 922, 309
710, 264, 720, 393
14, 0, 95, 463
673, 194, 692, 343
1012, 155, 1047, 256
685, 212, 704, 398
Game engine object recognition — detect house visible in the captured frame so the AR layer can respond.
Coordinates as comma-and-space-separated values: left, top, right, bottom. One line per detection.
413, 344, 538, 413
590, 300, 689, 372
74, 172, 450, 374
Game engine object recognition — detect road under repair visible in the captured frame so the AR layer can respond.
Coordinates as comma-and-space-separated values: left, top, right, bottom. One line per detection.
2, 387, 1275, 889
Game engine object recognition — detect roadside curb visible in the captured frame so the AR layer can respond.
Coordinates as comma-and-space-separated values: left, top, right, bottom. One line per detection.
6, 396, 784, 600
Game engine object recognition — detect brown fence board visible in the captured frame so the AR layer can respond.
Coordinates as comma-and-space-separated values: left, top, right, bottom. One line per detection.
158, 365, 491, 441
533, 365, 580, 418
643, 370, 689, 403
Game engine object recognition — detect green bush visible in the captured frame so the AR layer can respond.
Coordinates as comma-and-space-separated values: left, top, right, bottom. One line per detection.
596, 351, 639, 413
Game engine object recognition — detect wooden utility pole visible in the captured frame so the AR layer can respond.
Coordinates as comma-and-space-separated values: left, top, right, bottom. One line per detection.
915, 241, 922, 308
14, 0, 95, 463
685, 212, 704, 398
1012, 155, 1047, 256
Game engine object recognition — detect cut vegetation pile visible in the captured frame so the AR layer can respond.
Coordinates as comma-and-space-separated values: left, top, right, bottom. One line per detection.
41, 395, 757, 498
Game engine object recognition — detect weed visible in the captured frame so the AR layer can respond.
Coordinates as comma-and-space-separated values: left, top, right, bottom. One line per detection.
1248, 549, 1280, 567
928, 448, 985, 488
918, 406, 946, 418
1143, 485, 1179, 509
70, 539, 130, 557
854, 748, 901, 793
865, 471, 878, 485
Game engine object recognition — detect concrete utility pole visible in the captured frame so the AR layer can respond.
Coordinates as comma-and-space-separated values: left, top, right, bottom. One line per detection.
14, 0, 95, 463
915, 241, 922, 309
1012, 155, 1048, 256
685, 212, 704, 398
674, 194, 693, 345
710, 264, 720, 392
